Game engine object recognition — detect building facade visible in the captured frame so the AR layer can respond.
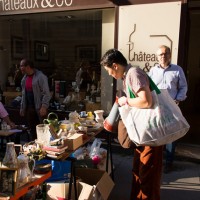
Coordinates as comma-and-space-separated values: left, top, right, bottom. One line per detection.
0, 0, 199, 145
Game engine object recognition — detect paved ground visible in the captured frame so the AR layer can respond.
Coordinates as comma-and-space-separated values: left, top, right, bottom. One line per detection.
108, 143, 200, 200
161, 160, 200, 200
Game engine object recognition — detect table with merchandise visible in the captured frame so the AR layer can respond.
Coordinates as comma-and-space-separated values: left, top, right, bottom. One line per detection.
0, 111, 114, 200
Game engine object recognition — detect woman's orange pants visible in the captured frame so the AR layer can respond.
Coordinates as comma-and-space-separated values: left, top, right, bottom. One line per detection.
130, 145, 163, 200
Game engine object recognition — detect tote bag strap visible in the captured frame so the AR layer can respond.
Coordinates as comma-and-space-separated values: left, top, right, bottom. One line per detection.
148, 76, 161, 94
127, 75, 161, 98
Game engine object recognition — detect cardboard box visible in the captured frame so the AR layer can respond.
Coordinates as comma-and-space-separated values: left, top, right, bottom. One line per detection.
66, 133, 83, 150
76, 168, 115, 200
46, 168, 114, 200
46, 182, 78, 200
46, 182, 68, 199
78, 182, 94, 200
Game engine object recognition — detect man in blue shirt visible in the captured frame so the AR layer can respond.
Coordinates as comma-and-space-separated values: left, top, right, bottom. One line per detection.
148, 45, 188, 173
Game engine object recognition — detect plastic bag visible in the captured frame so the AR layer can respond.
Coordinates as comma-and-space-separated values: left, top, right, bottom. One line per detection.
89, 138, 102, 158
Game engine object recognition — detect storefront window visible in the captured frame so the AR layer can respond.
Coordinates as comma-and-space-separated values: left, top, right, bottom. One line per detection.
0, 8, 116, 113
0, 9, 104, 87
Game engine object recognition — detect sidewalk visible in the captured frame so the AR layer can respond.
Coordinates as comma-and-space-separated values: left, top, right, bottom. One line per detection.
108, 142, 200, 200
161, 160, 200, 200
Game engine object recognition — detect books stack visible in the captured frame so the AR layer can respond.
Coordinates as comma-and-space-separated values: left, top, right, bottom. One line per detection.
43, 144, 68, 159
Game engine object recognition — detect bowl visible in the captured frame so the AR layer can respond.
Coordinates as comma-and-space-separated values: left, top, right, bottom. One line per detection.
34, 163, 52, 174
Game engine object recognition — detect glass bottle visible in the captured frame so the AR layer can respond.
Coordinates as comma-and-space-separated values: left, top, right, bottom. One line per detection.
35, 185, 43, 200
42, 182, 47, 200
2, 142, 18, 168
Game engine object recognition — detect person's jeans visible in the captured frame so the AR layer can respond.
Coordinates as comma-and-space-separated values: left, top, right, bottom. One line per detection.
165, 141, 177, 165
26, 106, 43, 141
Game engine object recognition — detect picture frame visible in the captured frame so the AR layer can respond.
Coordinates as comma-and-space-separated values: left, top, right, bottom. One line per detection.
0, 168, 18, 196
34, 41, 49, 61
75, 45, 96, 62
11, 36, 24, 59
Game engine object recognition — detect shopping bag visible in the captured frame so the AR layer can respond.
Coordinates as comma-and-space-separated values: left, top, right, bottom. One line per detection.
118, 77, 190, 146
118, 119, 134, 149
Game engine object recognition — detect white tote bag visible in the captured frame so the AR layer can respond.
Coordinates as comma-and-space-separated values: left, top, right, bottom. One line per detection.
119, 78, 190, 146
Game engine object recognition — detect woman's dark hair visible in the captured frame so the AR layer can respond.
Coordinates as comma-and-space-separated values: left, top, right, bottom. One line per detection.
100, 48, 128, 68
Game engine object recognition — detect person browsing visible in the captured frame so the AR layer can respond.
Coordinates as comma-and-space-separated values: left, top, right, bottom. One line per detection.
148, 45, 188, 173
0, 102, 16, 129
20, 58, 51, 140
101, 49, 163, 200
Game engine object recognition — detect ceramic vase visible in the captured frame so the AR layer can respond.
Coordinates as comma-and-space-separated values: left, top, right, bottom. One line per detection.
2, 142, 18, 168
17, 152, 32, 188
94, 110, 104, 126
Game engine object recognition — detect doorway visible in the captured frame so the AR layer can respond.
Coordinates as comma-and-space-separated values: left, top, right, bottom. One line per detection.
181, 9, 200, 145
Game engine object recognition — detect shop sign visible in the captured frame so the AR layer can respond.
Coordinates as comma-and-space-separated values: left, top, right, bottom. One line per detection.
0, 0, 116, 15
0, 0, 73, 12
118, 1, 181, 72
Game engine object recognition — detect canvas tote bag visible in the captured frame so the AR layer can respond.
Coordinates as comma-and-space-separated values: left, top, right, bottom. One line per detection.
118, 76, 190, 146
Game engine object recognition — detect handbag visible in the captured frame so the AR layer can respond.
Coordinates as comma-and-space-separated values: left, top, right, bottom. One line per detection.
118, 76, 190, 146
118, 119, 134, 148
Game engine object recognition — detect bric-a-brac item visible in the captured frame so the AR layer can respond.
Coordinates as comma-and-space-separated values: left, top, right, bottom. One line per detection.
103, 90, 124, 133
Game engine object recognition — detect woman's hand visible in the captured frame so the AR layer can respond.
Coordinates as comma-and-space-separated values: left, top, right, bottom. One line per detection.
2, 116, 16, 129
